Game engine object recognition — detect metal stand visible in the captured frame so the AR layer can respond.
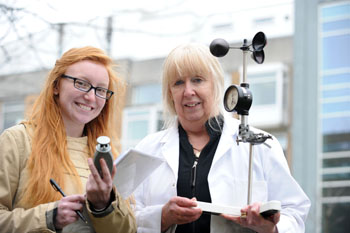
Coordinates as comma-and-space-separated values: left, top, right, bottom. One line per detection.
237, 45, 272, 205
210, 32, 272, 205
237, 116, 272, 205
248, 143, 253, 204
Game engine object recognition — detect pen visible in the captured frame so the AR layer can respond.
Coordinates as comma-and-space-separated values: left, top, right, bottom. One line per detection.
49, 178, 88, 224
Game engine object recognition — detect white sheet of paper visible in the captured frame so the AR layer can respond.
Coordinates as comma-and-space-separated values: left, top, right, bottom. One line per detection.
195, 201, 241, 216
195, 200, 281, 216
113, 148, 164, 199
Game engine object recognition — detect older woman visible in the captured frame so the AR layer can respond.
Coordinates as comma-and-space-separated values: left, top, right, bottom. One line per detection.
133, 43, 310, 233
0, 46, 136, 232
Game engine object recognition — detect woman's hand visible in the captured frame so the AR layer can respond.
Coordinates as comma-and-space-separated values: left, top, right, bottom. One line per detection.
161, 196, 202, 232
86, 158, 116, 210
55, 194, 85, 229
221, 202, 280, 233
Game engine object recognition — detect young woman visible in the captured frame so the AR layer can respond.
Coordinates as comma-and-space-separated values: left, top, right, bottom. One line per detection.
0, 46, 136, 232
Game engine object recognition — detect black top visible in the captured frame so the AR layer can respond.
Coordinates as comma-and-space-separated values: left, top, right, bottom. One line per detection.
175, 116, 223, 233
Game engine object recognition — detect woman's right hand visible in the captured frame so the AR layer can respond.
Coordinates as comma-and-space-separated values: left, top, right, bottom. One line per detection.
55, 194, 85, 230
221, 202, 280, 233
161, 196, 202, 232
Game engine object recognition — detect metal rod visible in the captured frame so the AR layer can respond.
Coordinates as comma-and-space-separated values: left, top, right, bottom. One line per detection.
242, 50, 248, 83
241, 115, 248, 126
240, 115, 249, 142
247, 143, 253, 205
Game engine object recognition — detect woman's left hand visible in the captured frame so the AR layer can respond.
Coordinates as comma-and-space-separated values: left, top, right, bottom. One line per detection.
86, 158, 116, 210
221, 202, 280, 233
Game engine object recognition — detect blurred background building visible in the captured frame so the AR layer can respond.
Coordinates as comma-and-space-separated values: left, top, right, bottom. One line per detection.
294, 1, 349, 232
0, 0, 349, 232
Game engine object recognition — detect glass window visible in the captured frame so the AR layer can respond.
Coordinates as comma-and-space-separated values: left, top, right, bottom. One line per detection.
1, 102, 24, 132
322, 202, 350, 233
323, 72, 350, 85
322, 101, 350, 114
250, 80, 276, 106
322, 34, 350, 70
322, 87, 350, 98
323, 132, 350, 152
132, 83, 162, 105
323, 169, 350, 182
321, 4, 350, 18
320, 3, 350, 232
249, 72, 277, 105
324, 157, 350, 168
321, 1, 350, 150
322, 19, 350, 32
323, 186, 350, 197
121, 105, 163, 152
126, 120, 148, 140
244, 63, 285, 128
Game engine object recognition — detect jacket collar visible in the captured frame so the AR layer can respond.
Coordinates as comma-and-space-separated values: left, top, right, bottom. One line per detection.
160, 121, 180, 179
159, 114, 240, 177
211, 114, 240, 166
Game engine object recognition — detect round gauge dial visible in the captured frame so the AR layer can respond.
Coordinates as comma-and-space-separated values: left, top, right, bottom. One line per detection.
224, 85, 239, 112
223, 84, 253, 115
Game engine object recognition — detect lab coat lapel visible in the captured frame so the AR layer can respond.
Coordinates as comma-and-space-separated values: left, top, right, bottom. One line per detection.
160, 126, 180, 180
212, 115, 239, 166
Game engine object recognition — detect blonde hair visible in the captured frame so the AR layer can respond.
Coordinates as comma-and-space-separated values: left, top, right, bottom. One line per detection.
162, 43, 225, 128
20, 46, 125, 208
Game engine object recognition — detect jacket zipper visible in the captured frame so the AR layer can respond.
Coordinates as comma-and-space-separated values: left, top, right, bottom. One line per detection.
191, 158, 198, 198
190, 157, 199, 233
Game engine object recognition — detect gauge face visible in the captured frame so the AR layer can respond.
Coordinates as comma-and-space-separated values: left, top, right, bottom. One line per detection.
224, 84, 253, 115
224, 86, 239, 111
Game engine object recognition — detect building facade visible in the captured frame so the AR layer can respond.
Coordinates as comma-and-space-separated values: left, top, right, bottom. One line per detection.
293, 0, 350, 232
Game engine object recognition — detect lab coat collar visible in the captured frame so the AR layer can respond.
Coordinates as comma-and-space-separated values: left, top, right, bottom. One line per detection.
160, 121, 180, 180
158, 115, 240, 179
212, 114, 240, 166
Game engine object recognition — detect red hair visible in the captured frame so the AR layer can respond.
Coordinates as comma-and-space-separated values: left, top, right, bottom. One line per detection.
20, 46, 125, 208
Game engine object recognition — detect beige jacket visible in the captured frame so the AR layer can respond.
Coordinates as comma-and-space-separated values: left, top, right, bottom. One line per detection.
0, 124, 136, 233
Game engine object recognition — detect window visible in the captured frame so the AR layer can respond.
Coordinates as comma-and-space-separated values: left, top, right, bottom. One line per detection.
1, 101, 24, 133
132, 83, 162, 105
121, 105, 163, 152
320, 2, 350, 232
241, 63, 286, 128
320, 2, 350, 152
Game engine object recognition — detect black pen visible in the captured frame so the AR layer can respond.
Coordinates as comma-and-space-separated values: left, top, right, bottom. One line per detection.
49, 178, 88, 224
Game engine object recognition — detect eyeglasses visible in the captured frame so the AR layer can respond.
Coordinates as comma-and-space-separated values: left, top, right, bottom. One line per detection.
61, 74, 114, 100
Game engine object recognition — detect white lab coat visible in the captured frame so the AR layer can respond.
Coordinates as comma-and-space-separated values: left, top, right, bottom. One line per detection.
134, 115, 310, 233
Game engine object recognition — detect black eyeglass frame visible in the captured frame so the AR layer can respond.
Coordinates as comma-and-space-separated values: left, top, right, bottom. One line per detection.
61, 74, 114, 100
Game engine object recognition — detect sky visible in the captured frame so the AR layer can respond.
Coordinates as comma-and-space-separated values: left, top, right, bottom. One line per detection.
0, 0, 293, 75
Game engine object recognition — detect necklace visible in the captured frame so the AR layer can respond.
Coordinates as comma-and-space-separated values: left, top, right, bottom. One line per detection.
193, 147, 202, 157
